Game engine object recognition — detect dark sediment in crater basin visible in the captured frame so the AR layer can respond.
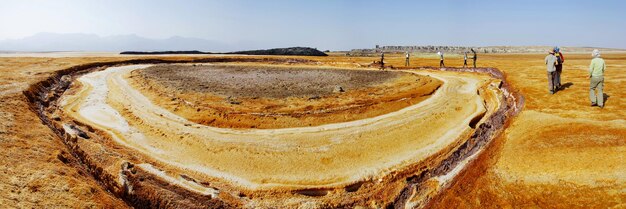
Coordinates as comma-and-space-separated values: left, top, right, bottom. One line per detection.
135, 64, 403, 98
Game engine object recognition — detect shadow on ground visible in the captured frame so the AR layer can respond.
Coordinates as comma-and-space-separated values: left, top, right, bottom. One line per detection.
560, 82, 573, 90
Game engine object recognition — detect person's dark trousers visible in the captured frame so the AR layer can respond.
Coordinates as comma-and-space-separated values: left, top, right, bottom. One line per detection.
473, 59, 476, 68
440, 60, 444, 68
555, 65, 563, 89
405, 59, 409, 66
547, 71, 557, 94
463, 60, 467, 68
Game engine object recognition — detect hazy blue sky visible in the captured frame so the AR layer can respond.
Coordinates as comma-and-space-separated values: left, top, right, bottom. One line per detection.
1, 0, 624, 50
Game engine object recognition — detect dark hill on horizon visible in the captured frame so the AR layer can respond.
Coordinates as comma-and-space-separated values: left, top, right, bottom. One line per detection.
227, 47, 328, 56
120, 47, 328, 56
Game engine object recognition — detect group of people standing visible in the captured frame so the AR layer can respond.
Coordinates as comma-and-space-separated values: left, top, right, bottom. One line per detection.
463, 49, 477, 68
435, 49, 477, 68
545, 47, 606, 108
380, 47, 607, 109
544, 47, 565, 94
379, 50, 478, 69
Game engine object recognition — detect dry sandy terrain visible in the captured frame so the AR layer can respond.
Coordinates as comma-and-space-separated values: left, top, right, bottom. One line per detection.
0, 56, 131, 208
0, 52, 624, 208
424, 53, 626, 209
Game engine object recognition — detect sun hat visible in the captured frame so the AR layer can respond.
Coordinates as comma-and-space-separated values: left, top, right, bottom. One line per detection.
592, 49, 600, 57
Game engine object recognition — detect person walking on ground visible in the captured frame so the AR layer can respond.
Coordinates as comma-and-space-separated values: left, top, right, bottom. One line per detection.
405, 52, 410, 67
463, 51, 468, 68
438, 51, 445, 68
554, 46, 565, 89
545, 49, 558, 94
380, 52, 385, 70
471, 48, 477, 68
589, 49, 606, 108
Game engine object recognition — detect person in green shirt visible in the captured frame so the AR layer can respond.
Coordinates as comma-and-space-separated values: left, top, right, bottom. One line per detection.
589, 49, 606, 108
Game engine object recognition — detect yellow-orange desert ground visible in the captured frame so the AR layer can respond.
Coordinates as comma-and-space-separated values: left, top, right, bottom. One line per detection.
0, 52, 624, 208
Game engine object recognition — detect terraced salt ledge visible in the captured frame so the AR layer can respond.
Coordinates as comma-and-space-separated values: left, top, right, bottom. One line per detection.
60, 64, 501, 190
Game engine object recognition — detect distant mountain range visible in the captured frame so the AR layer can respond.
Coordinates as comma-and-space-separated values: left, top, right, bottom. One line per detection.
0, 33, 231, 52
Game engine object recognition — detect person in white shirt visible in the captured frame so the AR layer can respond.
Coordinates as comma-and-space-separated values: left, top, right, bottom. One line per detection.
463, 51, 468, 68
438, 51, 445, 68
405, 52, 410, 66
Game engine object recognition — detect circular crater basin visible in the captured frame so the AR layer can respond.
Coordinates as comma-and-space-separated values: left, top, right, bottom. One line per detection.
128, 64, 442, 129
56, 63, 503, 207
